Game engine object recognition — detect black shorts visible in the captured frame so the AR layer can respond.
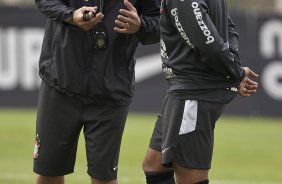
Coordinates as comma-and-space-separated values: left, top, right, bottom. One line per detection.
149, 95, 225, 169
33, 82, 129, 180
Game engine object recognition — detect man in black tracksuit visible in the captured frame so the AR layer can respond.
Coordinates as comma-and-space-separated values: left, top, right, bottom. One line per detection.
142, 0, 258, 184
33, 0, 160, 184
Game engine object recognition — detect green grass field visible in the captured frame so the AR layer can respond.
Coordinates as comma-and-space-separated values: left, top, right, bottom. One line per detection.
0, 109, 282, 184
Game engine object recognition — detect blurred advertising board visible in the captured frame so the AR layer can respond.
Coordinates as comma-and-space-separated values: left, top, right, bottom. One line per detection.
0, 7, 281, 117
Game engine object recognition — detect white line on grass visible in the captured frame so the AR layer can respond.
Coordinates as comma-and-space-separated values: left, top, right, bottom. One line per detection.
213, 180, 282, 184
0, 173, 32, 181
120, 177, 282, 184
0, 173, 281, 184
120, 178, 282, 184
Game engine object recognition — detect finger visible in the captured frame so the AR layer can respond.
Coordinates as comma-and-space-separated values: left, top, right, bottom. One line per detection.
245, 83, 258, 90
239, 91, 251, 97
239, 87, 246, 94
246, 85, 258, 90
89, 6, 98, 13
80, 13, 103, 29
79, 6, 88, 12
91, 13, 104, 21
243, 77, 257, 85
239, 83, 245, 90
80, 6, 97, 13
243, 93, 251, 97
242, 82, 258, 91
248, 68, 259, 77
88, 10, 97, 19
240, 88, 256, 96
115, 19, 128, 29
246, 84, 258, 91
124, 0, 136, 12
114, 27, 130, 33
117, 15, 135, 25
245, 78, 258, 85
81, 7, 98, 21
244, 90, 257, 96
247, 89, 257, 94
245, 86, 257, 92
88, 13, 104, 26
119, 9, 134, 18
245, 84, 252, 90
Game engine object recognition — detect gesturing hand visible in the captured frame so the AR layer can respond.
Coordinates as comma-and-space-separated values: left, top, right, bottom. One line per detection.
114, 0, 141, 34
69, 6, 104, 31
239, 67, 259, 97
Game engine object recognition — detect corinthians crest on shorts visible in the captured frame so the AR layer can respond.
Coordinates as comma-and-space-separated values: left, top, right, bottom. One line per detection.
33, 134, 41, 159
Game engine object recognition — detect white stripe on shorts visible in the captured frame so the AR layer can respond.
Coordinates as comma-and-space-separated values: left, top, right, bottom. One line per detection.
179, 100, 198, 135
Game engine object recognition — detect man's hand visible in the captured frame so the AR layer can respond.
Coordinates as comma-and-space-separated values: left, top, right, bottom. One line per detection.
239, 67, 259, 97
69, 6, 104, 31
114, 0, 141, 34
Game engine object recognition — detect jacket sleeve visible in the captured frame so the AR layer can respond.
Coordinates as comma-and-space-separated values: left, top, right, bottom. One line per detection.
228, 14, 241, 63
135, 0, 161, 45
176, 0, 244, 81
35, 0, 74, 24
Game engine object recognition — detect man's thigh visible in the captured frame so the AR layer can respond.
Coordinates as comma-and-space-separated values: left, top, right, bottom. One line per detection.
149, 96, 225, 169
33, 82, 84, 176
83, 104, 129, 180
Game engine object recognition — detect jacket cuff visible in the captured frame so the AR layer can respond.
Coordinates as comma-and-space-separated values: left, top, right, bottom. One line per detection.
135, 18, 146, 39
239, 67, 245, 80
60, 8, 75, 26
231, 51, 245, 80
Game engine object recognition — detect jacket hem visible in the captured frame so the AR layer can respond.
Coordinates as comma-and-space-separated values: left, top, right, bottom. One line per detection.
40, 78, 131, 107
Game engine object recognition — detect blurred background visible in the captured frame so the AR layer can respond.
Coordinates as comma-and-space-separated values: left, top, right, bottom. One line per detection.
0, 0, 282, 184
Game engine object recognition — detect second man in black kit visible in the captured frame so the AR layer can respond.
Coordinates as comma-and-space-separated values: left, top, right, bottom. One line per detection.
142, 0, 258, 184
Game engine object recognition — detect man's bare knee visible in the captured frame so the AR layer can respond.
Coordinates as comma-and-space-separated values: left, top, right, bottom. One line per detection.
91, 178, 117, 184
173, 163, 209, 184
35, 175, 64, 184
143, 148, 168, 173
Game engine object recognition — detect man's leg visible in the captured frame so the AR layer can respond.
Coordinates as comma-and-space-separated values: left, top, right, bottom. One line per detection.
91, 178, 117, 184
35, 175, 64, 184
83, 104, 129, 184
171, 100, 226, 184
143, 148, 209, 184
143, 148, 175, 184
142, 96, 177, 184
34, 82, 84, 182
173, 163, 209, 184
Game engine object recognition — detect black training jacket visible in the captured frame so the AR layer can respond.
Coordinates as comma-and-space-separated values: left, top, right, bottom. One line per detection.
35, 0, 160, 106
160, 0, 245, 104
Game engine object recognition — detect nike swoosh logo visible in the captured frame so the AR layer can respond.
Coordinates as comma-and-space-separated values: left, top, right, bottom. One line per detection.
135, 54, 162, 83
162, 147, 170, 154
113, 166, 118, 171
